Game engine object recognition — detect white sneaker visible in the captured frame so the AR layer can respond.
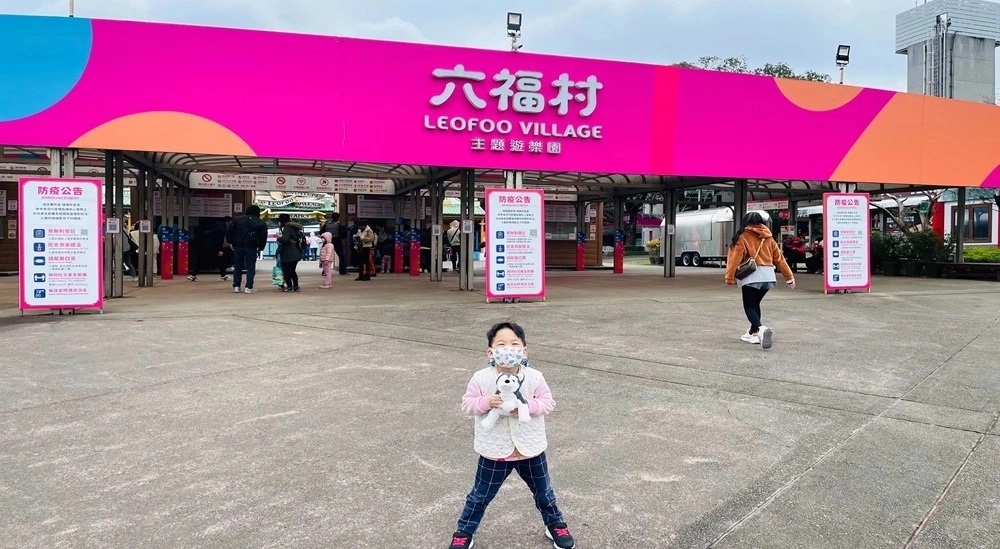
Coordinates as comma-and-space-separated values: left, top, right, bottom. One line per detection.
233, 287, 241, 293
187, 275, 197, 281
244, 288, 256, 294
220, 275, 229, 281
760, 327, 774, 350
741, 331, 761, 344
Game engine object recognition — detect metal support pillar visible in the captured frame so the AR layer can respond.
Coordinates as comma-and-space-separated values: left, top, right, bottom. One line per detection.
135, 168, 147, 287
409, 191, 418, 232
788, 199, 798, 237
146, 171, 157, 279
663, 189, 677, 278
504, 170, 524, 189
955, 187, 966, 263
459, 169, 475, 290
103, 151, 114, 298
430, 180, 445, 282
836, 182, 857, 194
575, 201, 587, 271
48, 148, 77, 177
113, 151, 125, 296
733, 180, 748, 227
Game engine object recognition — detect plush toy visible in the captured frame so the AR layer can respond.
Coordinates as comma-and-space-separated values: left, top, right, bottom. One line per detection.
481, 373, 530, 430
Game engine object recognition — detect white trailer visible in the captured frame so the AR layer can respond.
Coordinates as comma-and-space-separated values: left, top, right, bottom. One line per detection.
661, 208, 771, 266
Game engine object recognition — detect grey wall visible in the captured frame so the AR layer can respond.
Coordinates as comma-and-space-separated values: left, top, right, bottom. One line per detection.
904, 35, 996, 103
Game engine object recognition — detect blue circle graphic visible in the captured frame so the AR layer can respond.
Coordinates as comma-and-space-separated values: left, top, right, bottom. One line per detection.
0, 16, 93, 122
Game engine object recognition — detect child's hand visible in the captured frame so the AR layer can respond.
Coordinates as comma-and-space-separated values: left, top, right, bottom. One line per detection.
488, 395, 503, 408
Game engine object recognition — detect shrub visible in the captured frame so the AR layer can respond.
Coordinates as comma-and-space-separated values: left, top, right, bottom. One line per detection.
871, 231, 904, 262
904, 229, 951, 263
963, 246, 1000, 263
645, 238, 661, 255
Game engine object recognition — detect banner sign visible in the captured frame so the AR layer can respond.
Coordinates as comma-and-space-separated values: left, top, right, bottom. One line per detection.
748, 199, 789, 211
485, 188, 546, 301
154, 191, 233, 217
357, 197, 396, 220
18, 177, 103, 311
189, 172, 394, 195
823, 193, 872, 293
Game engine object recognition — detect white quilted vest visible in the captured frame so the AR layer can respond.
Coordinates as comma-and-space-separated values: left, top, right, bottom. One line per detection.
471, 367, 549, 460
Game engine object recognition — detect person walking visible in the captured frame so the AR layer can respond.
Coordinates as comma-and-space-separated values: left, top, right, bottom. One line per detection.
724, 212, 795, 350
321, 213, 347, 276
353, 219, 376, 281
276, 213, 304, 292
226, 205, 268, 294
447, 220, 462, 273
309, 232, 321, 261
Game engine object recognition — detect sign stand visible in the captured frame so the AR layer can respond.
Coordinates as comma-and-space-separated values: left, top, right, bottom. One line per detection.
18, 177, 104, 316
822, 192, 872, 295
484, 188, 546, 304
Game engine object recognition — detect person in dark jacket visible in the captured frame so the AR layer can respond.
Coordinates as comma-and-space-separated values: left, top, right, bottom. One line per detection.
321, 212, 347, 276
227, 205, 268, 294
277, 213, 304, 292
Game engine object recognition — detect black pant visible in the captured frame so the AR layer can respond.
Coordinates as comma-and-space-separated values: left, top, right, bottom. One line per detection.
281, 261, 299, 290
741, 285, 769, 334
450, 245, 461, 271
334, 246, 346, 275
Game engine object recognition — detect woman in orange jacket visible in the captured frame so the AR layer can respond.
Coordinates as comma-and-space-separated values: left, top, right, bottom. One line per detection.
725, 212, 796, 350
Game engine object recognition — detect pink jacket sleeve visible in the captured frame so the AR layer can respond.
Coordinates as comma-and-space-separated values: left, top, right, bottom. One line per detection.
319, 243, 335, 263
461, 377, 492, 416
526, 375, 556, 416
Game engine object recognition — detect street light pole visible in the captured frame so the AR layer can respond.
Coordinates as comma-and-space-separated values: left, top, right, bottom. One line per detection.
69, 0, 74, 17
835, 44, 851, 85
507, 12, 523, 52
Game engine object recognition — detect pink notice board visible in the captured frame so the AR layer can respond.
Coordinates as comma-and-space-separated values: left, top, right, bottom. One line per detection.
822, 192, 872, 294
485, 188, 546, 301
18, 177, 104, 311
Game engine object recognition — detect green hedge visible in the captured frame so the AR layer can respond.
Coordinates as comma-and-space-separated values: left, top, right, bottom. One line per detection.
963, 247, 1000, 263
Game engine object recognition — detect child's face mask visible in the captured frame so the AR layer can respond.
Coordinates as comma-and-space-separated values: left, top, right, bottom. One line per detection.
490, 346, 528, 369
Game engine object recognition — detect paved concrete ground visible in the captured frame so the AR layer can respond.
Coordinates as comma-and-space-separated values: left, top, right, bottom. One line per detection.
0, 264, 997, 548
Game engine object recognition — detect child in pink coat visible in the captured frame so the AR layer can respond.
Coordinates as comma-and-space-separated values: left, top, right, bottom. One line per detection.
318, 232, 336, 289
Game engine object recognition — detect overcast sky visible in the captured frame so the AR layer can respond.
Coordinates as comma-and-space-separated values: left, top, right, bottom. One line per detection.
1, 0, 992, 92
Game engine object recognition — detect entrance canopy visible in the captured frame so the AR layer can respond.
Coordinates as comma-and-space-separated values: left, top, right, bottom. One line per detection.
2, 15, 1000, 189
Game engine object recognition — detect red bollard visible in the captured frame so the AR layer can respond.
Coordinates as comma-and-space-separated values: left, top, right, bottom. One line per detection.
394, 235, 404, 274
410, 229, 421, 276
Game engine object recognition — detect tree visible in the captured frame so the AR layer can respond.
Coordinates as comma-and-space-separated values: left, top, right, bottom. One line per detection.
674, 56, 832, 83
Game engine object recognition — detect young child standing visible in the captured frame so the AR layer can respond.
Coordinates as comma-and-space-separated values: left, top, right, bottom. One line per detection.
318, 232, 336, 289
449, 322, 575, 549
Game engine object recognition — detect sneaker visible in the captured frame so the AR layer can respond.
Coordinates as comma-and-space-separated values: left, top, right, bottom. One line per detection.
545, 523, 576, 549
233, 287, 241, 293
760, 327, 774, 350
319, 285, 331, 289
740, 331, 761, 345
244, 288, 255, 294
292, 287, 301, 293
220, 275, 229, 281
448, 531, 474, 549
187, 275, 197, 281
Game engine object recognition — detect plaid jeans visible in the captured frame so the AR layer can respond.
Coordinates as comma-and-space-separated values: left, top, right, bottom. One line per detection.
456, 453, 565, 534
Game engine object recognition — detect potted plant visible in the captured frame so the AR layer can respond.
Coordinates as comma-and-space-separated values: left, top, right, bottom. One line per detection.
922, 232, 953, 278
870, 231, 888, 275
880, 233, 903, 276
900, 230, 930, 277
645, 238, 662, 265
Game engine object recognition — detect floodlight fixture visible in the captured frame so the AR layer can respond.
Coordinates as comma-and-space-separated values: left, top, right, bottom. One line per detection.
507, 12, 522, 35
836, 45, 851, 67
